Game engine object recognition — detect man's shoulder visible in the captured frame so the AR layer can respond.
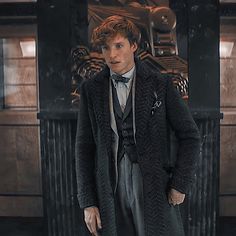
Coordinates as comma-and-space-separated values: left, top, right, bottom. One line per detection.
81, 67, 109, 87
92, 67, 110, 82
137, 60, 169, 83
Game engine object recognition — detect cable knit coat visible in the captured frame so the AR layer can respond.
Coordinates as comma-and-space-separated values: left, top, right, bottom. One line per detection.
75, 60, 201, 236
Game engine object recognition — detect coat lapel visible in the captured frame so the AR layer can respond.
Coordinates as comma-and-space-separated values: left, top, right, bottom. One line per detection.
93, 68, 112, 157
109, 80, 118, 136
135, 62, 154, 141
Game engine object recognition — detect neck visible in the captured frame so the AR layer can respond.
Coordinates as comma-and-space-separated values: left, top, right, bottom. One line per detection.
111, 65, 135, 77
121, 65, 135, 76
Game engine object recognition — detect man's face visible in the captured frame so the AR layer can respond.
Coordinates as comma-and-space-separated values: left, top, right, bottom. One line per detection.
101, 34, 137, 75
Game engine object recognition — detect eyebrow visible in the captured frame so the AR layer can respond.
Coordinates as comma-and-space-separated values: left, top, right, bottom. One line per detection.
102, 40, 125, 47
113, 41, 124, 44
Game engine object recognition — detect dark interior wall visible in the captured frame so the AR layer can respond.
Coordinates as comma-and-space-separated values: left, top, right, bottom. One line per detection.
37, 0, 88, 114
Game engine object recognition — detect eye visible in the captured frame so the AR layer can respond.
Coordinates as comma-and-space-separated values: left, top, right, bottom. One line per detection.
116, 43, 123, 49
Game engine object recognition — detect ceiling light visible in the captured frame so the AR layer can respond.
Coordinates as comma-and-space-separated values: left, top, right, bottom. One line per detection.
220, 41, 234, 58
20, 40, 36, 58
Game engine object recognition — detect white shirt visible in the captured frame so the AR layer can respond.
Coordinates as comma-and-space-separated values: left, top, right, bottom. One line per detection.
110, 66, 135, 112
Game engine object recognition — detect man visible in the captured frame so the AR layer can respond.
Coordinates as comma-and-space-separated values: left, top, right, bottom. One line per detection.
75, 15, 200, 236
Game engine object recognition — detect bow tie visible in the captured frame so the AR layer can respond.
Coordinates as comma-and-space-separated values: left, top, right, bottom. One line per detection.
111, 74, 130, 83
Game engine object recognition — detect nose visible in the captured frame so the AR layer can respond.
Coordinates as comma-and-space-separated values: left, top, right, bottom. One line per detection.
109, 48, 117, 60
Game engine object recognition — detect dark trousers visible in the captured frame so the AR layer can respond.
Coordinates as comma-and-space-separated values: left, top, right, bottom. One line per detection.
115, 154, 145, 236
114, 154, 185, 236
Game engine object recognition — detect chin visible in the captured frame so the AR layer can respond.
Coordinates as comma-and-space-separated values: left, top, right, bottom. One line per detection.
111, 67, 122, 74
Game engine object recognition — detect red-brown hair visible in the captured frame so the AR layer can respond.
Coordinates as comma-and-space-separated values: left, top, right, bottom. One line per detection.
91, 15, 141, 49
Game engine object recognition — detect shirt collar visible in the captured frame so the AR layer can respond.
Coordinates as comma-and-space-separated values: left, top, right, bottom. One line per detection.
110, 65, 135, 89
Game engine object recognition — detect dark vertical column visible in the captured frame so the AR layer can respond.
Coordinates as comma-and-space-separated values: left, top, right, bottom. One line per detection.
70, 0, 88, 48
186, 1, 220, 236
37, 0, 89, 235
188, 0, 220, 111
40, 119, 89, 236
37, 0, 71, 111
186, 118, 220, 236
169, 0, 188, 60
170, 1, 220, 235
37, 0, 88, 111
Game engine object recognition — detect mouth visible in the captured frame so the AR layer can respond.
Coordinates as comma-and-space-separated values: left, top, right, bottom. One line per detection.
110, 61, 120, 64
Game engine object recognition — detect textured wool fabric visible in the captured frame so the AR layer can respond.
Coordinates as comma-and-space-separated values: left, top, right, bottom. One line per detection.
75, 59, 201, 236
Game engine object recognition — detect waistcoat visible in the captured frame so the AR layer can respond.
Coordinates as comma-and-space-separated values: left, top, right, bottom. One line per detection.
112, 84, 138, 163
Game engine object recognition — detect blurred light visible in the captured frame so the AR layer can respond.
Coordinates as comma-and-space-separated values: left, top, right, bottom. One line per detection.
220, 41, 234, 58
20, 40, 36, 58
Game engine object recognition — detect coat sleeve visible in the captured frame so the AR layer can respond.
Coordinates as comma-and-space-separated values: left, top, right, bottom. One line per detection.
75, 81, 98, 209
165, 77, 201, 194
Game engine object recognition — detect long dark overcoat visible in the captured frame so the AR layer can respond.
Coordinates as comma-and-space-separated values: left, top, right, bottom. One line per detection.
75, 60, 201, 236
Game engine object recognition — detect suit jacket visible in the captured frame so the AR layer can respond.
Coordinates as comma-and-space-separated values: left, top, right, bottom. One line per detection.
75, 60, 201, 236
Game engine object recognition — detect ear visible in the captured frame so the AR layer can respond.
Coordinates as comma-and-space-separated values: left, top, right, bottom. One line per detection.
131, 42, 138, 52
